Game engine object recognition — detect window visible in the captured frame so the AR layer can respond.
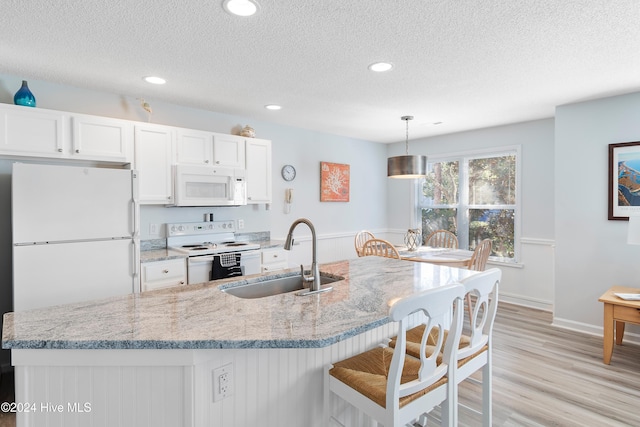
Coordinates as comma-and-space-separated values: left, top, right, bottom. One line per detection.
417, 147, 520, 262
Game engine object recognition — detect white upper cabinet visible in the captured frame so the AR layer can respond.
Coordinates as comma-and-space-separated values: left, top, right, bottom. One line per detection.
176, 129, 213, 165
134, 124, 175, 205
246, 138, 272, 204
213, 134, 245, 168
0, 104, 67, 158
0, 103, 133, 163
176, 130, 245, 168
71, 114, 132, 162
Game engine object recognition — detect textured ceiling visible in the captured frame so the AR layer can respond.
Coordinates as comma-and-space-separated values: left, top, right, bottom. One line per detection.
1, 0, 640, 143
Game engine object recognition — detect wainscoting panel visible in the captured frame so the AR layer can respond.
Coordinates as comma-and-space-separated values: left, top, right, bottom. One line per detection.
193, 321, 397, 426
13, 364, 192, 427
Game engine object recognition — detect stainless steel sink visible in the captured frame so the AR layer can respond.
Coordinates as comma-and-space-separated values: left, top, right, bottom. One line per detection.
221, 273, 342, 299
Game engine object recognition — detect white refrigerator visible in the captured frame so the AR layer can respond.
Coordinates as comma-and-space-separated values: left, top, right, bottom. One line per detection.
12, 163, 140, 311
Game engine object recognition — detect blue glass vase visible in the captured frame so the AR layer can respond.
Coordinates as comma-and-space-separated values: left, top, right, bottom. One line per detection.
14, 80, 36, 107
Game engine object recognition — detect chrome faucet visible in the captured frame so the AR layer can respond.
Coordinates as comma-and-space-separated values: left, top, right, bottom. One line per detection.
284, 218, 331, 295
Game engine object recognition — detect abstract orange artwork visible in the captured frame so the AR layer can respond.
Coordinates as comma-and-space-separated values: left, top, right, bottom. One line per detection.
320, 162, 350, 202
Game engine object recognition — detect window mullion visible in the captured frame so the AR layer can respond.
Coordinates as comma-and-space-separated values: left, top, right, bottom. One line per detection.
458, 158, 470, 250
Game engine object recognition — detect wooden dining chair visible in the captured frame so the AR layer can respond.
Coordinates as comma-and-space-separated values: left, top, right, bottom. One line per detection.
425, 229, 458, 249
465, 238, 493, 327
325, 283, 466, 426
361, 238, 401, 259
391, 268, 501, 426
354, 230, 375, 257
468, 238, 492, 271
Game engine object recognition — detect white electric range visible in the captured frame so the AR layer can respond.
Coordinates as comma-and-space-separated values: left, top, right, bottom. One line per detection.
166, 221, 261, 284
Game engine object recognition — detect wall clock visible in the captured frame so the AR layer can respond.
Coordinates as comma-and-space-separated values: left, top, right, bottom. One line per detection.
281, 164, 296, 181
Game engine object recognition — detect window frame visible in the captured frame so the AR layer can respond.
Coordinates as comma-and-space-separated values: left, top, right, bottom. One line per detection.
413, 145, 522, 264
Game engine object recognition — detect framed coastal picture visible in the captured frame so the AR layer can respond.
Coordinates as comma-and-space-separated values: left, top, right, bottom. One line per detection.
320, 162, 350, 202
609, 141, 640, 220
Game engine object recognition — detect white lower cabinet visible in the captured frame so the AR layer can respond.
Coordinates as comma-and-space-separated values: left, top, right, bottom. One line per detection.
261, 247, 289, 273
141, 258, 187, 292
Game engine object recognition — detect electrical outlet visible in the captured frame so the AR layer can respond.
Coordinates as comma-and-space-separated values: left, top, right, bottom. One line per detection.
213, 363, 233, 402
238, 219, 245, 229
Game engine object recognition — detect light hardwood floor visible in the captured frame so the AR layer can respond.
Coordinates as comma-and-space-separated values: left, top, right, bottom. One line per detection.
1, 303, 639, 427
455, 303, 640, 427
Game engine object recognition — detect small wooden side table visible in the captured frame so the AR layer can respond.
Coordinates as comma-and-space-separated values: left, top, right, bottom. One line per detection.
598, 286, 640, 364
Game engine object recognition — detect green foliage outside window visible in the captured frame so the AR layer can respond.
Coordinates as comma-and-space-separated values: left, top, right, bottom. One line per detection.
419, 153, 517, 261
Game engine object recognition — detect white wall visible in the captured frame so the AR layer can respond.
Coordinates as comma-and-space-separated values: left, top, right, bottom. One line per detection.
386, 119, 556, 310
554, 92, 640, 335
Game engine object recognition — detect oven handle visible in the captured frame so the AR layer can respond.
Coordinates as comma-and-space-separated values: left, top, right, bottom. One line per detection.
188, 255, 215, 264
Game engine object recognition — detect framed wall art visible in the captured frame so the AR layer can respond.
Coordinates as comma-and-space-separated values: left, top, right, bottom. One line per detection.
609, 141, 640, 220
320, 162, 350, 202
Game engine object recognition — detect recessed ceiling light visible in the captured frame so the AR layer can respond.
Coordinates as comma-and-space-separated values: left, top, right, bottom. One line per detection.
368, 62, 394, 72
223, 0, 259, 16
143, 76, 166, 85
265, 104, 282, 110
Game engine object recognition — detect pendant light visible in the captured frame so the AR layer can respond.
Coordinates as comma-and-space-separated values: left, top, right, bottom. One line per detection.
387, 115, 427, 178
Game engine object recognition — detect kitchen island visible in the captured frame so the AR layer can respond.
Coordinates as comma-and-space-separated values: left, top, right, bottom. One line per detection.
2, 257, 474, 427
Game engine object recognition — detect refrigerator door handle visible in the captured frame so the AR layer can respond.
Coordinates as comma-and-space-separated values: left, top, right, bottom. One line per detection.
132, 239, 140, 293
131, 170, 140, 238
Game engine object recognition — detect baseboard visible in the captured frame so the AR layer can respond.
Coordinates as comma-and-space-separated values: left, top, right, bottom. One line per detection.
499, 292, 553, 312
552, 317, 640, 345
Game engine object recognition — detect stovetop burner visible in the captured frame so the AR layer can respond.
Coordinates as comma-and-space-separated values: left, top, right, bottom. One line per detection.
166, 222, 260, 255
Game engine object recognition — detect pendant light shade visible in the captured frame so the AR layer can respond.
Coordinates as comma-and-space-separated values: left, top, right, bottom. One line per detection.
387, 116, 427, 178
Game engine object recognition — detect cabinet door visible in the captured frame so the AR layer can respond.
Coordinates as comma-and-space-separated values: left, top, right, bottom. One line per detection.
134, 124, 175, 204
213, 134, 245, 168
141, 258, 187, 292
246, 138, 272, 204
176, 129, 213, 165
0, 104, 66, 157
71, 114, 133, 162
261, 248, 288, 273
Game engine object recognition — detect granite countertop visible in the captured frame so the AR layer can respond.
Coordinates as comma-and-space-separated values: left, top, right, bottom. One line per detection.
2, 257, 475, 350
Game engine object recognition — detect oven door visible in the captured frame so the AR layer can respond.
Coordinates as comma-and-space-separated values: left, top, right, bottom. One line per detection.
187, 255, 214, 285
239, 249, 261, 276
187, 250, 262, 284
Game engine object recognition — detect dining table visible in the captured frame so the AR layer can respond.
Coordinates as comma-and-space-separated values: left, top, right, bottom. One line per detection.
396, 246, 474, 268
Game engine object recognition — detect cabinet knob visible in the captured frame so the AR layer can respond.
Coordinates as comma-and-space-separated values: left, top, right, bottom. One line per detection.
163, 269, 169, 274
75, 149, 80, 153
205, 160, 209, 164
58, 148, 63, 152
216, 160, 220, 164
179, 281, 185, 285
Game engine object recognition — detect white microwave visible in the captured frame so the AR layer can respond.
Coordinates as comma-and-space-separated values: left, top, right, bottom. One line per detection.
173, 165, 247, 206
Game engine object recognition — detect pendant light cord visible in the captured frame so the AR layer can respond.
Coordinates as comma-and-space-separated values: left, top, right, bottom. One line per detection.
401, 115, 413, 155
